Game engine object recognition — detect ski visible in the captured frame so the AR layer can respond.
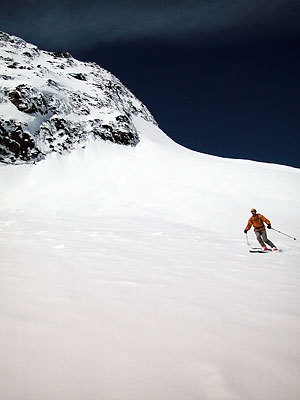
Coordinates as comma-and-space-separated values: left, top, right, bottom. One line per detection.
249, 248, 282, 253
249, 250, 269, 253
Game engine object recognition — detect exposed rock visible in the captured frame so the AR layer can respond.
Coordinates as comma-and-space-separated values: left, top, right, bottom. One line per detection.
0, 119, 42, 163
8, 84, 49, 115
0, 31, 157, 164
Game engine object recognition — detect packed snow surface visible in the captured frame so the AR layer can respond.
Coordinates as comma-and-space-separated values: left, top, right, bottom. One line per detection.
1, 117, 300, 400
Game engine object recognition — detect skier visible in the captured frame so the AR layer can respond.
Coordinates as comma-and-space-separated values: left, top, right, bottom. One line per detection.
244, 208, 278, 251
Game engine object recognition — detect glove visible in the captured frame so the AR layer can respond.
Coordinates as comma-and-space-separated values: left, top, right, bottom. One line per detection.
267, 224, 271, 229
244, 229, 247, 234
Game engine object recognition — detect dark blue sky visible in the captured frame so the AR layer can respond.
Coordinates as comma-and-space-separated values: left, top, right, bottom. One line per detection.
78, 36, 299, 168
1, 0, 299, 167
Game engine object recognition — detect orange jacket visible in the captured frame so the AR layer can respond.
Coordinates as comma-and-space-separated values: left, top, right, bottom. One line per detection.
245, 214, 271, 232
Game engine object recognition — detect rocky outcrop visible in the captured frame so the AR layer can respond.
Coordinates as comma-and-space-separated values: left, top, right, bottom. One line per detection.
0, 31, 157, 164
0, 119, 42, 163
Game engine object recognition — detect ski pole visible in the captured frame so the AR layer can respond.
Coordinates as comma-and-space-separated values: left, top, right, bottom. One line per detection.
245, 232, 250, 246
271, 227, 297, 240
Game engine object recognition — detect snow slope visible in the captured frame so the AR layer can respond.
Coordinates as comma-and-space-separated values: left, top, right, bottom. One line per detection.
1, 117, 300, 400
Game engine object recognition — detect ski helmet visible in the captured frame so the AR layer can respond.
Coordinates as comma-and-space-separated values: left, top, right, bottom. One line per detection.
251, 208, 257, 213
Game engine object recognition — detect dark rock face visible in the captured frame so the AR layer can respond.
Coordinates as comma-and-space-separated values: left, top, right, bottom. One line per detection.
8, 84, 49, 115
0, 119, 42, 163
0, 31, 157, 164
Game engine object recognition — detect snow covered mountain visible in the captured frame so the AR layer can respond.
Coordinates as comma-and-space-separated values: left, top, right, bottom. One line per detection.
1, 33, 300, 400
0, 31, 155, 164
1, 33, 299, 230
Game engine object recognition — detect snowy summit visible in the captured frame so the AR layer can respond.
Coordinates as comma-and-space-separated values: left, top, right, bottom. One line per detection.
1, 32, 300, 400
0, 31, 155, 164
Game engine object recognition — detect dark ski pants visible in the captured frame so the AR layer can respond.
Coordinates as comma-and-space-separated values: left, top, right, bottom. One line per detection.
255, 229, 276, 248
